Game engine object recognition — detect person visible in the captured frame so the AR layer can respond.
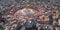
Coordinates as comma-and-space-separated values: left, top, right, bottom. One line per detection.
48, 14, 53, 25
16, 22, 23, 30
0, 12, 6, 24
0, 25, 3, 30
57, 15, 60, 30
25, 18, 37, 30
40, 25, 48, 30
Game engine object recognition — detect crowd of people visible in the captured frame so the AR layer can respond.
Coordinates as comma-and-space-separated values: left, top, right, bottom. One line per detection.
0, 0, 60, 30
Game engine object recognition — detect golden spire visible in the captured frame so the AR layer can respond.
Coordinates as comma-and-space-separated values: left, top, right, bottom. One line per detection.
24, 2, 30, 9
